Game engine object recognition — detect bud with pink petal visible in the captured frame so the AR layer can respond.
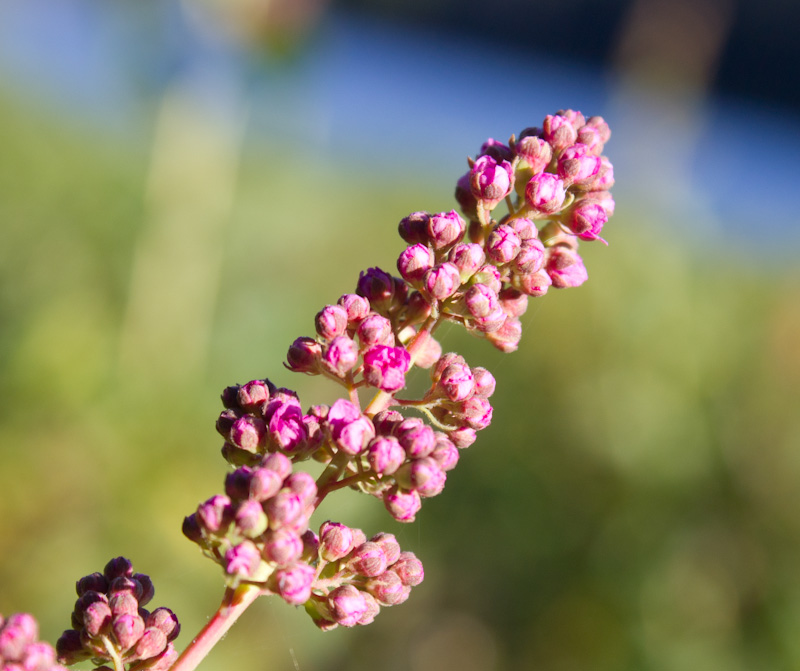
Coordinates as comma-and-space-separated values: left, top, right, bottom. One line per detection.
236, 380, 270, 412
438, 362, 475, 401
514, 269, 552, 297
366, 571, 410, 606
265, 489, 304, 530
557, 143, 601, 189
348, 542, 388, 577
328, 585, 368, 628
514, 135, 553, 174
273, 563, 315, 606
225, 541, 261, 579
448, 242, 485, 282
327, 399, 375, 455
448, 426, 477, 448
234, 499, 268, 537
546, 246, 589, 288
320, 335, 358, 378
525, 172, 566, 215
513, 238, 546, 274
392, 552, 425, 586
398, 211, 431, 245
319, 521, 355, 561
431, 435, 460, 471
426, 210, 465, 250
470, 155, 514, 208
367, 435, 406, 476
285, 337, 321, 374
423, 262, 461, 301
397, 243, 435, 285
370, 532, 402, 565
485, 224, 521, 264
542, 114, 578, 151
262, 528, 303, 566
363, 345, 411, 392
315, 304, 349, 341
484, 316, 524, 352
267, 401, 308, 454
567, 201, 608, 242
383, 486, 422, 523
498, 287, 528, 318
395, 418, 436, 459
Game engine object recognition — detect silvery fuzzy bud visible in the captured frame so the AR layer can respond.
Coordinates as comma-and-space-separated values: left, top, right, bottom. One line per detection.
512, 238, 546, 274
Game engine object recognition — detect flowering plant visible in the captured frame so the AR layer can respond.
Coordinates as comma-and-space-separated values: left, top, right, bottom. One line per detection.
1, 109, 614, 671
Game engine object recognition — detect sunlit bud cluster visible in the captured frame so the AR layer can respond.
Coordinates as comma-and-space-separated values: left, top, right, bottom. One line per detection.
55, 558, 179, 671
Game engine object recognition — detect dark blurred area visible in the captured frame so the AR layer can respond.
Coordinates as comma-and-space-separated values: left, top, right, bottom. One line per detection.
1, 1, 799, 670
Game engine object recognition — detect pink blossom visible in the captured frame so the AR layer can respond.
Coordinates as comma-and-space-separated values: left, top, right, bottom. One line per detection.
363, 345, 411, 392
327, 399, 375, 455
525, 172, 566, 215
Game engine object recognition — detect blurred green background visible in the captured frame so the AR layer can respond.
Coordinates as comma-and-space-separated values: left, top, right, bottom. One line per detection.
2, 1, 800, 670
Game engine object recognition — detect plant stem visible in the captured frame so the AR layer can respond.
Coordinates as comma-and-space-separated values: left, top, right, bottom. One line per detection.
168, 584, 262, 671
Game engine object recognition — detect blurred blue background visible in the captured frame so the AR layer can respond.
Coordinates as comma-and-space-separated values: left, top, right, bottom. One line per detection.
1, 1, 799, 670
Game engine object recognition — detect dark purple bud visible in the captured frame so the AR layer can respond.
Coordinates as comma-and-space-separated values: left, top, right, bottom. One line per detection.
319, 521, 355, 561
225, 541, 262, 579
398, 211, 431, 245
76, 573, 108, 597
367, 435, 406, 476
112, 613, 145, 652
133, 574, 155, 607
348, 542, 388, 577
485, 316, 523, 352
234, 499, 269, 537
133, 626, 168, 661
546, 246, 589, 288
328, 585, 368, 628
423, 262, 461, 300
392, 552, 425, 586
262, 528, 303, 566
182, 514, 203, 544
321, 335, 359, 377
273, 562, 315, 606
146, 608, 180, 642
356, 314, 394, 349
104, 557, 134, 581
356, 267, 394, 313
337, 293, 371, 324
454, 172, 479, 221
371, 409, 404, 436
363, 345, 411, 393
56, 629, 87, 665
426, 210, 465, 250
315, 305, 349, 341
285, 337, 322, 374
396, 418, 436, 459
525, 172, 566, 215
479, 137, 513, 162
220, 384, 241, 409
237, 380, 270, 413
230, 416, 267, 453
215, 408, 240, 440
366, 570, 410, 606
383, 486, 421, 523
224, 466, 252, 501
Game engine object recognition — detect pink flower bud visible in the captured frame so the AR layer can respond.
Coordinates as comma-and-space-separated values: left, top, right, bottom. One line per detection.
230, 416, 266, 453
248, 467, 282, 502
383, 486, 422, 523
356, 267, 396, 314
355, 297, 389, 334
397, 244, 435, 284
285, 337, 321, 374
358, 592, 381, 626
455, 397, 493, 431
485, 316, 524, 352
327, 399, 375, 455
525, 172, 566, 215
265, 489, 304, 530
431, 435, 460, 471
584, 115, 611, 143
542, 114, 578, 151
426, 210, 465, 250
319, 521, 355, 561
273, 563, 315, 606
431, 352, 466, 383
412, 328, 442, 369
196, 495, 232, 533
225, 541, 262, 578
363, 345, 411, 392
133, 626, 168, 661
234, 499, 268, 537
546, 247, 589, 288
396, 418, 436, 459
146, 608, 180, 642
498, 287, 528, 318
367, 436, 406, 476
398, 211, 431, 245
366, 570, 410, 606
236, 380, 270, 412
112, 613, 145, 652
371, 409, 404, 436
556, 108, 586, 130
438, 362, 475, 402
514, 135, 553, 174
284, 472, 317, 507
348, 542, 388, 577
568, 202, 608, 242
513, 238, 546, 274
109, 591, 138, 617
369, 532, 402, 565
592, 155, 615, 190
392, 551, 425, 586
20, 641, 59, 670
261, 451, 293, 479
471, 264, 502, 293
485, 224, 521, 264
267, 402, 307, 454
321, 335, 359, 377
464, 283, 499, 319
0, 613, 38, 659
448, 242, 486, 282
83, 600, 112, 637
338, 293, 371, 324
423, 262, 461, 300
395, 457, 444, 496
479, 138, 513, 162
454, 172, 479, 221
470, 155, 513, 207
515, 269, 552, 297
557, 143, 601, 189
576, 124, 605, 154
315, 304, 349, 341
328, 585, 367, 628
262, 528, 303, 566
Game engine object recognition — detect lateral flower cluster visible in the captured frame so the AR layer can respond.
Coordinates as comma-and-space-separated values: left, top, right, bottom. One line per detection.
183, 110, 614, 630
55, 558, 180, 671
1, 612, 68, 671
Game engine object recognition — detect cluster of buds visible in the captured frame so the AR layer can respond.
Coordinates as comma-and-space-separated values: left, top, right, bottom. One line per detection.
1, 612, 67, 671
183, 110, 614, 631
55, 558, 179, 671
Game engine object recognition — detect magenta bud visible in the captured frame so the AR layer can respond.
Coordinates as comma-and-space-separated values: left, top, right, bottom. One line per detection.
338, 293, 371, 324
396, 418, 436, 459
448, 426, 477, 448
56, 629, 86, 665
464, 283, 499, 319
230, 416, 266, 453
273, 563, 315, 606
363, 345, 411, 393
133, 626, 168, 661
471, 367, 496, 399
525, 172, 566, 215
104, 557, 134, 581
367, 435, 406, 476
328, 585, 368, 628
224, 466, 253, 500
557, 143, 601, 189
369, 532, 402, 565
426, 210, 465, 250
424, 262, 461, 300
319, 521, 355, 561
146, 608, 180, 642
225, 541, 262, 579
236, 380, 270, 412
196, 495, 232, 533
514, 135, 553, 174
576, 123, 605, 154
356, 314, 393, 349
349, 542, 388, 577
366, 571, 410, 606
315, 304, 349, 341
546, 246, 589, 288
327, 399, 376, 456
439, 362, 475, 402
485, 316, 523, 353
321, 335, 359, 377
592, 155, 615, 190
383, 486, 422, 523
260, 452, 293, 479
470, 155, 514, 207
568, 201, 608, 242
397, 244, 435, 284
358, 592, 381, 626
76, 573, 108, 597
398, 211, 431, 245
479, 137, 513, 162
395, 457, 444, 495
513, 238, 546, 274
448, 242, 486, 282
112, 613, 145, 652
20, 641, 58, 669
286, 337, 322, 374
542, 114, 578, 151
356, 267, 395, 313
392, 551, 425, 586
262, 528, 303, 566
133, 573, 155, 607
284, 472, 317, 507
486, 224, 522, 264
431, 435, 460, 471
234, 499, 269, 537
